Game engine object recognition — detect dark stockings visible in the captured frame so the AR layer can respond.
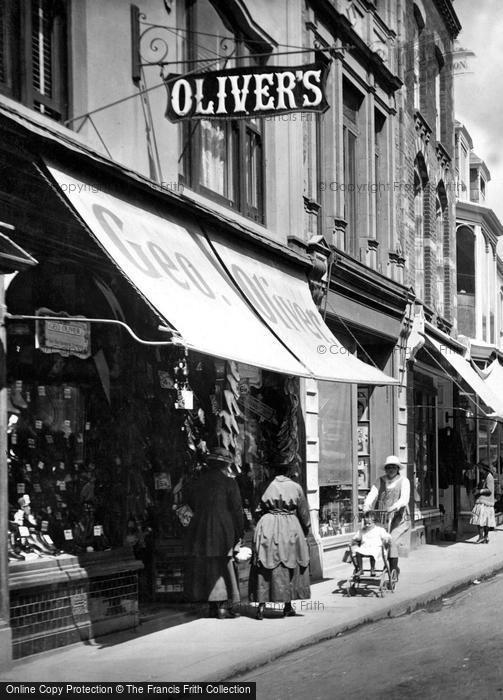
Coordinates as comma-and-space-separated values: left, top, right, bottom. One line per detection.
353, 553, 376, 575
477, 526, 489, 543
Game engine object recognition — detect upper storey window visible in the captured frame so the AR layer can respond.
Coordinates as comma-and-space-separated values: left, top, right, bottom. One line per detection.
179, 0, 267, 223
0, 0, 68, 122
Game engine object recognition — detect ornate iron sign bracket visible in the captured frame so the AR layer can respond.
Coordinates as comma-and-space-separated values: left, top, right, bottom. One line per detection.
131, 5, 173, 83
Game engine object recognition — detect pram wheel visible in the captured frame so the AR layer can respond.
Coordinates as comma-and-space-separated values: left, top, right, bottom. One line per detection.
387, 568, 398, 592
345, 576, 357, 596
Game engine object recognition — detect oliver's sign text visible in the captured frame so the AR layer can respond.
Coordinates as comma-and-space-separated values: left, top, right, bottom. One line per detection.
165, 62, 330, 121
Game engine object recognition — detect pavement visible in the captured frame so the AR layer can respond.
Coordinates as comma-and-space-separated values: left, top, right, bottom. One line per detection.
1, 529, 503, 683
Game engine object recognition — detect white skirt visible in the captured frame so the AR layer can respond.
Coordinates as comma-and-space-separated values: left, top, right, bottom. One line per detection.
470, 503, 496, 528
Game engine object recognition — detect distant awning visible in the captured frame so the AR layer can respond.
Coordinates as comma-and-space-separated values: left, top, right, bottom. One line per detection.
206, 231, 397, 385
481, 359, 503, 412
426, 335, 503, 417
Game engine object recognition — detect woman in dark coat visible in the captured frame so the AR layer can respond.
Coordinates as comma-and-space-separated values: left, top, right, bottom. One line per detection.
185, 448, 244, 619
249, 460, 311, 619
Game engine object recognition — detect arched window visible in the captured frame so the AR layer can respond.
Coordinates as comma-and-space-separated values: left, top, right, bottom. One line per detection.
434, 47, 444, 141
435, 183, 448, 316
456, 225, 475, 337
179, 0, 270, 223
343, 77, 364, 257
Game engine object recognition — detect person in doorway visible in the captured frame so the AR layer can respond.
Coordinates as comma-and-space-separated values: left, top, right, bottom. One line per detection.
363, 455, 410, 580
350, 511, 391, 577
249, 457, 310, 620
185, 448, 244, 619
470, 462, 495, 543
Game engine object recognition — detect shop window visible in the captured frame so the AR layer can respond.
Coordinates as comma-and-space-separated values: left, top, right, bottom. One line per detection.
318, 381, 354, 537
413, 385, 437, 514
179, 0, 266, 223
0, 0, 68, 122
456, 225, 475, 337
458, 141, 468, 197
478, 418, 498, 472
357, 386, 370, 504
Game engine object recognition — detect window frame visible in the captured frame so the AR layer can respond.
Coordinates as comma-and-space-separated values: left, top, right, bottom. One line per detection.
412, 4, 425, 111
179, 0, 266, 224
0, 0, 68, 122
342, 78, 364, 258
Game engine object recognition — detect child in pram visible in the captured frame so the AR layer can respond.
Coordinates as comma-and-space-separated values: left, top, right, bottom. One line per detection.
350, 511, 391, 576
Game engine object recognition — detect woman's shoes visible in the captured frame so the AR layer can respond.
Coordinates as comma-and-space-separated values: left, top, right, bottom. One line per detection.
483, 537, 489, 544
283, 605, 296, 617
216, 607, 240, 619
256, 604, 265, 620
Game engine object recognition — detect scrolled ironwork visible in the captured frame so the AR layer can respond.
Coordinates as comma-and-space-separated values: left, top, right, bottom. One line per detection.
139, 24, 171, 65
219, 35, 237, 60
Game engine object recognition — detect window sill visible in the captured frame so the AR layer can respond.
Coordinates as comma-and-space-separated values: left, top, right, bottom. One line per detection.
320, 532, 355, 550
179, 185, 270, 238
413, 508, 441, 522
0, 94, 87, 146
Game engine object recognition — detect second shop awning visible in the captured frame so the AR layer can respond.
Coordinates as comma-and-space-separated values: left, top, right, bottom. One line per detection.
206, 231, 397, 385
482, 359, 503, 407
427, 335, 503, 417
45, 163, 395, 385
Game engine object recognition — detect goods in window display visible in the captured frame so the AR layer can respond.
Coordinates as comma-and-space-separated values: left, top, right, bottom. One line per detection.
5, 269, 304, 622
276, 377, 302, 469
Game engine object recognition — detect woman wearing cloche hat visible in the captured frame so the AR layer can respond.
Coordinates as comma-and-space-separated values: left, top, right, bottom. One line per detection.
363, 455, 411, 580
184, 448, 244, 619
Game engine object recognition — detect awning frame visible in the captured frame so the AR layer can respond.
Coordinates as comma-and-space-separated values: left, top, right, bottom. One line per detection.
5, 313, 185, 347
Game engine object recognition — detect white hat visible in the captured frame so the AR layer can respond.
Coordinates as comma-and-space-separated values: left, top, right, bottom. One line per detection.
384, 455, 401, 468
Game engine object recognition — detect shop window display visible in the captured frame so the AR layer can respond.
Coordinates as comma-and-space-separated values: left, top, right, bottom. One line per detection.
413, 386, 437, 516
318, 381, 354, 537
5, 265, 303, 613
357, 387, 371, 511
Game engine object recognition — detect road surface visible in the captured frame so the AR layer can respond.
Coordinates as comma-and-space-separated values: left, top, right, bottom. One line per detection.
235, 573, 503, 700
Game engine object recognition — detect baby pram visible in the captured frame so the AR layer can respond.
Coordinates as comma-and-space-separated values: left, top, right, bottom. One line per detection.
344, 510, 397, 598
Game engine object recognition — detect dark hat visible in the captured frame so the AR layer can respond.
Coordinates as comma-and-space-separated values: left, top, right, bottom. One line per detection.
206, 447, 234, 466
478, 462, 495, 474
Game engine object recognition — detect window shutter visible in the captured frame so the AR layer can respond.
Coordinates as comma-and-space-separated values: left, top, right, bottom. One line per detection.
0, 0, 13, 94
28, 0, 67, 121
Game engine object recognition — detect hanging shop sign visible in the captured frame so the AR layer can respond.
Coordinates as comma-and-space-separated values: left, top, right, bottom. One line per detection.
35, 308, 91, 360
165, 62, 330, 122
